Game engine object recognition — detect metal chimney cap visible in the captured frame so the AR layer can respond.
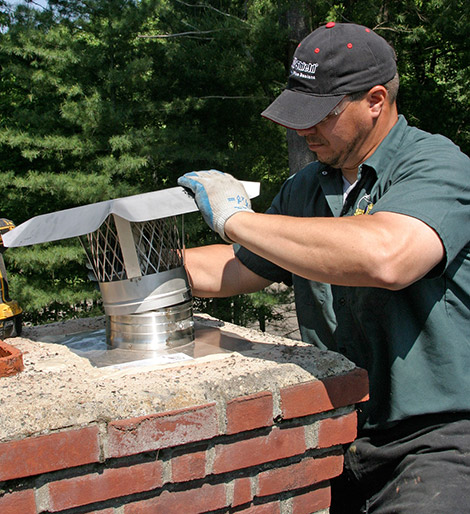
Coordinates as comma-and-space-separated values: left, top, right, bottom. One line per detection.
3, 182, 260, 248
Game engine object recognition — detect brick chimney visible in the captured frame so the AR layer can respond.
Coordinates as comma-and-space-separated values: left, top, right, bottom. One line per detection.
0, 315, 368, 513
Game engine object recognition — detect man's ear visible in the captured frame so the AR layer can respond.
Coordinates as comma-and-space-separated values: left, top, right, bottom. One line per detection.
367, 85, 387, 118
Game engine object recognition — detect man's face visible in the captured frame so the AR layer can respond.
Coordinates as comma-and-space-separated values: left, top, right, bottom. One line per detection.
296, 97, 372, 171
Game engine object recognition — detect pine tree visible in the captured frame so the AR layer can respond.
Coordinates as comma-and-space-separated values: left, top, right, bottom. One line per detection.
0, 0, 291, 324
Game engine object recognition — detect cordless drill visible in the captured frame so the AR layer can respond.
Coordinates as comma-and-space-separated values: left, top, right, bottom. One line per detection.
0, 219, 22, 339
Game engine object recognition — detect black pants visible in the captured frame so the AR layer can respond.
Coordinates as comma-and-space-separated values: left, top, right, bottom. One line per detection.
330, 415, 470, 513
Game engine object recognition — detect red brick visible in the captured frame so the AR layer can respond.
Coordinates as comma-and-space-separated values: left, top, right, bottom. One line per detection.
124, 483, 227, 514
48, 460, 163, 511
317, 411, 357, 448
232, 476, 253, 507
257, 455, 343, 497
0, 426, 100, 481
0, 489, 36, 514
226, 391, 273, 434
0, 340, 24, 377
291, 485, 331, 514
171, 450, 206, 482
238, 502, 281, 514
107, 403, 219, 458
281, 368, 369, 419
213, 426, 306, 474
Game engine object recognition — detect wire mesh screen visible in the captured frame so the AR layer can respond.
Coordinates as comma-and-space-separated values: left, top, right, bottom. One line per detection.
132, 217, 183, 275
80, 215, 184, 283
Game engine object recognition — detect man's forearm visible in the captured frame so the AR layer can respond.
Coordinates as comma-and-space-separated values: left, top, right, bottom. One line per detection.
224, 210, 444, 290
184, 244, 271, 297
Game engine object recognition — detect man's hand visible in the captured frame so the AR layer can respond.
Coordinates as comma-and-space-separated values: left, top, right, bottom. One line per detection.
178, 170, 253, 242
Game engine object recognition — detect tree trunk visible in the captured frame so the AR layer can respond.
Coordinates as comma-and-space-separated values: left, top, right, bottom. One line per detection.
287, 129, 315, 175
285, 3, 316, 175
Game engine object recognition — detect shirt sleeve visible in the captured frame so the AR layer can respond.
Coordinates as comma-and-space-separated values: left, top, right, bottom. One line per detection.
370, 134, 470, 272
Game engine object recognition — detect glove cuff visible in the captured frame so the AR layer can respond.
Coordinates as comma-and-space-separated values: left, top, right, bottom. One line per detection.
215, 209, 254, 243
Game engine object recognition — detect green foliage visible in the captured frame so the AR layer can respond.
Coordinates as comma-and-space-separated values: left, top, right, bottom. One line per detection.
0, 0, 468, 327
194, 287, 292, 332
0, 0, 291, 323
4, 241, 102, 324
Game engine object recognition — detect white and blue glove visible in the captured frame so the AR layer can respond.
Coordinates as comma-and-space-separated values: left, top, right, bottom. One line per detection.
178, 169, 253, 242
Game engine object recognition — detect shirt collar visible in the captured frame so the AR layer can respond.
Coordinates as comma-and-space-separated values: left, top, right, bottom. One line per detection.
363, 115, 408, 174
316, 116, 408, 216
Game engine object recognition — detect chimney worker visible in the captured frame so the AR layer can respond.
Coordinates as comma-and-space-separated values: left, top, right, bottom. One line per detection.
178, 22, 470, 513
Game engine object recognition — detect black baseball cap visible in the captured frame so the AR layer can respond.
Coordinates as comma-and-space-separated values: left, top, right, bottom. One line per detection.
261, 22, 397, 130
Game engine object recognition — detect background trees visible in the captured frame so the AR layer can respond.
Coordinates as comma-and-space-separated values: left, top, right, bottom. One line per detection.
0, 0, 468, 326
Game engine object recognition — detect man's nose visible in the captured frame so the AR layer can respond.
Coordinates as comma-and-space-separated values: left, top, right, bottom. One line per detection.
296, 126, 316, 137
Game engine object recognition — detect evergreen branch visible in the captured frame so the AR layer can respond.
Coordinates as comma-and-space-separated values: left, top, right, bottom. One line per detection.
28, 0, 47, 10
138, 29, 233, 39
371, 22, 414, 34
197, 95, 268, 100
175, 0, 249, 25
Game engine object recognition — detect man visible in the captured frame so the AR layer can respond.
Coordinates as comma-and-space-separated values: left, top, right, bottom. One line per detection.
178, 22, 470, 512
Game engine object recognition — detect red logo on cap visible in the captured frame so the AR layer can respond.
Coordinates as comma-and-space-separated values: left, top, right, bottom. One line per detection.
326, 22, 335, 28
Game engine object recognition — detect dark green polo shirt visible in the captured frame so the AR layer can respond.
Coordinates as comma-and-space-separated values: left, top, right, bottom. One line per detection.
236, 115, 470, 431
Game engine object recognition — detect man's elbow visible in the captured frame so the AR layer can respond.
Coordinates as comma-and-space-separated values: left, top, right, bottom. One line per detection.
369, 264, 409, 290
365, 212, 445, 290
369, 251, 440, 291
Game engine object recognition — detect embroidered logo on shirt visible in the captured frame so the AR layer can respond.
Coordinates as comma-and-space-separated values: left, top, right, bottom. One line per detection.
354, 194, 374, 215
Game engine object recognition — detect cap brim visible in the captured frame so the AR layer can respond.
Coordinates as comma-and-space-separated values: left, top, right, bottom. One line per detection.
261, 90, 345, 130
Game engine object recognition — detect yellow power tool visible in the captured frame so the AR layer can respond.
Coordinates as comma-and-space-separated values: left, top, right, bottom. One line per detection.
0, 218, 22, 339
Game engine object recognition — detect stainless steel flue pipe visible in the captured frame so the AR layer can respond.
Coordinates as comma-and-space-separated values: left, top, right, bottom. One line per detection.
80, 214, 194, 351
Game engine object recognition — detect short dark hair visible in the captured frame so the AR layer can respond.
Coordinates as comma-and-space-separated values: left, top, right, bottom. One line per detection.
348, 72, 400, 104
384, 73, 399, 103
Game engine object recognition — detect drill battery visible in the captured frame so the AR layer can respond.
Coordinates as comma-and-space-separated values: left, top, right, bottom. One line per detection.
0, 219, 22, 339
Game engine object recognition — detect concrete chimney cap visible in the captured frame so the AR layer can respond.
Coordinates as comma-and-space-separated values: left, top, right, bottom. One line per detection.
3, 182, 260, 248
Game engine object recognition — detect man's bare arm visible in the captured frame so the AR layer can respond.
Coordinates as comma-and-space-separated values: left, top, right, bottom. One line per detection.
225, 211, 445, 290
184, 244, 272, 297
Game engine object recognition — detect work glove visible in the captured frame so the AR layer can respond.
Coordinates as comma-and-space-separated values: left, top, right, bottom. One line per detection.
178, 169, 253, 242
